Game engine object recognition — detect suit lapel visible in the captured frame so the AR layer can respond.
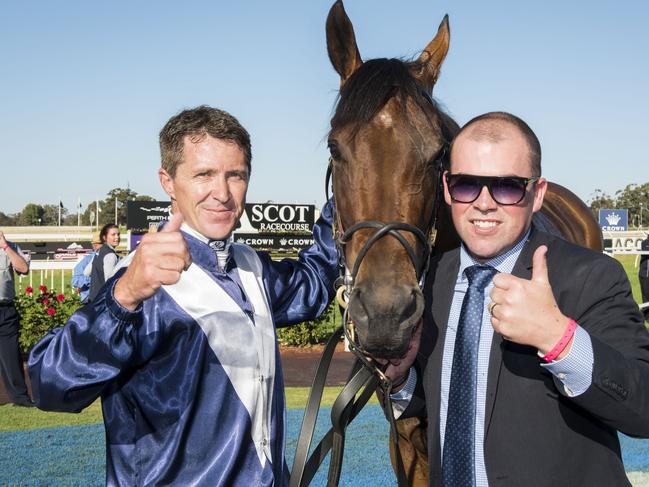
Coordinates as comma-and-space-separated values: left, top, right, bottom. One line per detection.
483, 229, 539, 437
427, 248, 460, 472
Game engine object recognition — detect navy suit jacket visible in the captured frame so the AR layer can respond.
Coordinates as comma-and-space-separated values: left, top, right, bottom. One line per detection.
405, 227, 649, 486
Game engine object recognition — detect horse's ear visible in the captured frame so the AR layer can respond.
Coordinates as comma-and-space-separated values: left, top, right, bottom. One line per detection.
326, 0, 363, 86
413, 14, 450, 91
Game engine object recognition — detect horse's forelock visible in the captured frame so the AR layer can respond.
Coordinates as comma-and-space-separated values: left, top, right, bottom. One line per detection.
330, 58, 445, 140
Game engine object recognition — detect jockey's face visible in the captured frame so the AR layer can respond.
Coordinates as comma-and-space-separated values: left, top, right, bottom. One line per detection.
444, 129, 547, 262
159, 135, 249, 240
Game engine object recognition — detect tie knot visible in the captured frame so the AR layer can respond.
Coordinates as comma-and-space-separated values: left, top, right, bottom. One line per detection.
208, 240, 227, 252
208, 239, 231, 272
464, 265, 497, 291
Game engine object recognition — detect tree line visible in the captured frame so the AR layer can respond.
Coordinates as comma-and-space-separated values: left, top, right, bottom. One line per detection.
1, 182, 647, 228
588, 182, 649, 228
0, 187, 154, 227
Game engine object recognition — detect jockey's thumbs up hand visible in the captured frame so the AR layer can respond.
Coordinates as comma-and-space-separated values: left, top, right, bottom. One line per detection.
114, 211, 192, 311
160, 211, 183, 232
160, 212, 192, 271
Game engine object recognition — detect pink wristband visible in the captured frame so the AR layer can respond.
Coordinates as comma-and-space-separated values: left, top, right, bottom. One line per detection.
541, 319, 577, 363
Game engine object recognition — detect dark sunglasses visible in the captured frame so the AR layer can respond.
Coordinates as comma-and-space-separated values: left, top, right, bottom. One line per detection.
445, 173, 539, 205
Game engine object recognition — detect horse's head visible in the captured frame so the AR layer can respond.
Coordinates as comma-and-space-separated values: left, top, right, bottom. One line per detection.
326, 1, 457, 359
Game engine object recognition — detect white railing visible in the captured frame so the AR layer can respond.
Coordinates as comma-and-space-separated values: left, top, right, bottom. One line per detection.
16, 260, 79, 295
4, 226, 95, 242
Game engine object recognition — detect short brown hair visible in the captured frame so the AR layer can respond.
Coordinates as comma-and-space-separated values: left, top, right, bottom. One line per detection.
451, 111, 542, 177
159, 105, 252, 178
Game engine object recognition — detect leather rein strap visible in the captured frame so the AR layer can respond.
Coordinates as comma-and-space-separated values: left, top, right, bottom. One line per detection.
289, 145, 446, 487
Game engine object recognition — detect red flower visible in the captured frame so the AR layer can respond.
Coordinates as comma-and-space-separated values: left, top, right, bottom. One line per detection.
25, 286, 33, 294
39, 285, 47, 293
47, 307, 56, 316
57, 294, 65, 302
42, 298, 49, 306
76, 287, 81, 294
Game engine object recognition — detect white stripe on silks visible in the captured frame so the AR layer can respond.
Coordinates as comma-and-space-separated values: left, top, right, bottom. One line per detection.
162, 244, 276, 467
231, 244, 276, 464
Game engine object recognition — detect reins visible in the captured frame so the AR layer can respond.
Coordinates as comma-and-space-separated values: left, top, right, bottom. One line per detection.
290, 144, 446, 486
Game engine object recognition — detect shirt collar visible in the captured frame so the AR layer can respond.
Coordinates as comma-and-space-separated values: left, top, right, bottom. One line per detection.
180, 223, 209, 244
180, 223, 233, 272
458, 227, 531, 282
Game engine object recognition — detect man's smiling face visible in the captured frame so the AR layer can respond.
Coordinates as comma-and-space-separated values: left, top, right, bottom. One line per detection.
444, 127, 546, 262
159, 135, 249, 240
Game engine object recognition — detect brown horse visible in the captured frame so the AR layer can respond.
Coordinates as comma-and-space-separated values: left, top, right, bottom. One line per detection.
326, 0, 601, 361
325, 2, 602, 483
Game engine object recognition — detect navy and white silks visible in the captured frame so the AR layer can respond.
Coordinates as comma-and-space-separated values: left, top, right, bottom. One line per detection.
28, 203, 338, 486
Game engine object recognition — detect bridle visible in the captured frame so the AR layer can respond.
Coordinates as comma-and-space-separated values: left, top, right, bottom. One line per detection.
326, 139, 446, 353
290, 132, 448, 487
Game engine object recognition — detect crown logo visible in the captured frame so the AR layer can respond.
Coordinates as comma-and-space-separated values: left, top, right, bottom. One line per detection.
279, 238, 288, 246
606, 212, 621, 225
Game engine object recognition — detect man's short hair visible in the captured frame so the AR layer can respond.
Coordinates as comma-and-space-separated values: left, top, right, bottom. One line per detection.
159, 105, 252, 178
451, 111, 542, 177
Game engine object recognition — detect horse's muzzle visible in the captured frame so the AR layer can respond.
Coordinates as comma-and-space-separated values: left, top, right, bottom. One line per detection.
347, 283, 424, 359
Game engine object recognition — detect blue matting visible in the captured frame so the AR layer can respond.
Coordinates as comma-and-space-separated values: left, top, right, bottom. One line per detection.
1, 405, 648, 486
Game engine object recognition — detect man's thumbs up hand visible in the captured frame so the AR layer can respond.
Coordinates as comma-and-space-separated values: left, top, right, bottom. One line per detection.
114, 212, 192, 311
489, 245, 571, 356
531, 245, 550, 285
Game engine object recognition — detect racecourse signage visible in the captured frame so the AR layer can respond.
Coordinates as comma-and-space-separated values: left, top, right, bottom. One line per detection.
242, 203, 315, 233
233, 233, 315, 251
126, 201, 317, 252
127, 201, 172, 233
599, 209, 628, 231
18, 241, 92, 261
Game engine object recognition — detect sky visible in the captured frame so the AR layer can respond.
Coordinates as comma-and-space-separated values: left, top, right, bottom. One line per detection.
2, 0, 648, 215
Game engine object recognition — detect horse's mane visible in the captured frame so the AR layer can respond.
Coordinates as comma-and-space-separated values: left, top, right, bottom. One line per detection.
330, 58, 457, 145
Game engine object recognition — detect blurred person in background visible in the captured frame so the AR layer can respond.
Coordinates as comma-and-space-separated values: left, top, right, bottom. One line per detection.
71, 231, 103, 304
87, 223, 120, 302
0, 230, 33, 407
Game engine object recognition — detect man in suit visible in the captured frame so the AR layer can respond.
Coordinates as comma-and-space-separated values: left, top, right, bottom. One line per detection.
639, 232, 649, 321
387, 111, 649, 486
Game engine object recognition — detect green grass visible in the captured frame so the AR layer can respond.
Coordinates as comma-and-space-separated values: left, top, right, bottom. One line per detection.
0, 400, 104, 432
0, 387, 378, 432
285, 386, 378, 410
614, 254, 643, 304
15, 269, 75, 296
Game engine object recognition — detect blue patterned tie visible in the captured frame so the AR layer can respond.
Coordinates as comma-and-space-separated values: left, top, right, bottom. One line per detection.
442, 265, 497, 487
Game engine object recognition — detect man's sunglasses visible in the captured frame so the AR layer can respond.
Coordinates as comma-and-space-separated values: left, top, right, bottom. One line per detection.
445, 174, 539, 206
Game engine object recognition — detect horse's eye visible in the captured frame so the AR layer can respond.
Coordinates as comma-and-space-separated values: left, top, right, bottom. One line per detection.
327, 140, 342, 161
